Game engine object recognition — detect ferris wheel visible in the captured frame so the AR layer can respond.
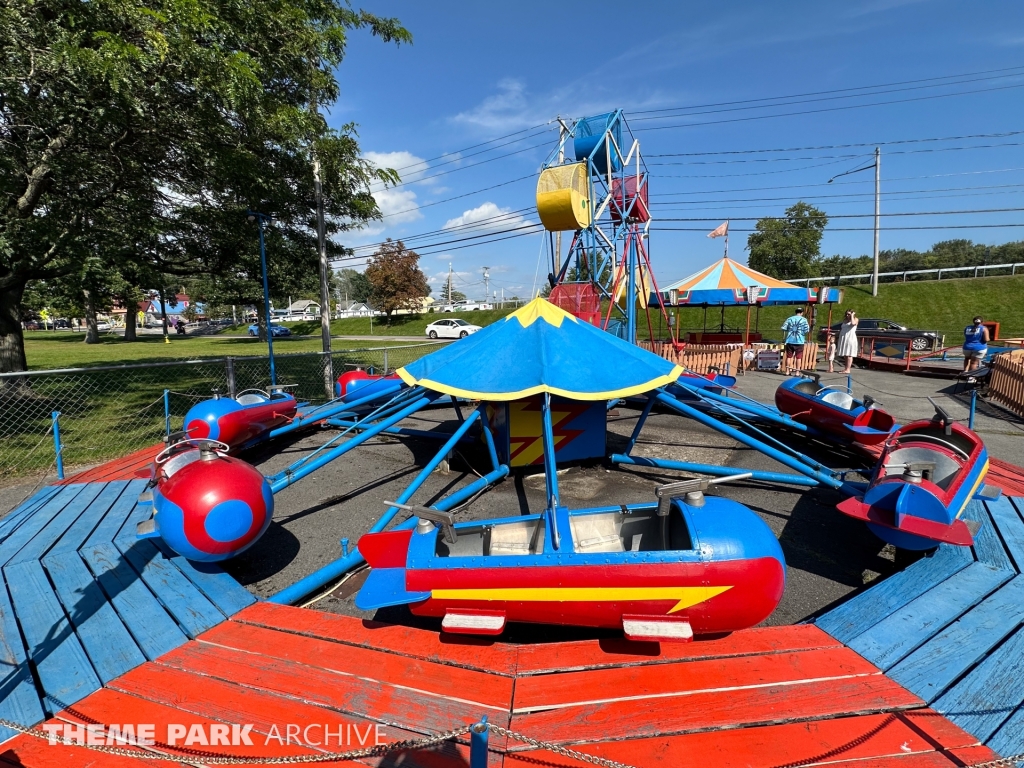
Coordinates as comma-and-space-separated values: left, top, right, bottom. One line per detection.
535, 110, 672, 344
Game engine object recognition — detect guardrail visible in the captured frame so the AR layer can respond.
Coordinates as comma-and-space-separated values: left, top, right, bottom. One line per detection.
786, 262, 1024, 286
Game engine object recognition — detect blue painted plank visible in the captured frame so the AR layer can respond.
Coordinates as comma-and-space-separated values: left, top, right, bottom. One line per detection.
989, 701, 1024, 761
848, 562, 1012, 670
0, 485, 86, 566
964, 500, 1014, 573
987, 496, 1024, 572
3, 560, 101, 714
113, 489, 156, 545
49, 481, 129, 555
816, 543, 973, 643
7, 483, 106, 565
82, 479, 147, 549
0, 580, 46, 741
0, 486, 62, 541
42, 552, 146, 684
154, 541, 255, 618
889, 576, 1024, 704
114, 538, 226, 637
79, 542, 187, 660
934, 622, 1024, 741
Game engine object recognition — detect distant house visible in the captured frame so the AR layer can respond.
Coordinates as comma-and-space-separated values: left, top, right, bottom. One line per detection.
336, 301, 372, 318
285, 300, 320, 321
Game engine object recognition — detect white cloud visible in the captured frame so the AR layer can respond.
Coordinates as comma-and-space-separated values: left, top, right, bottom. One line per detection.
442, 202, 532, 232
364, 151, 429, 184
371, 188, 422, 226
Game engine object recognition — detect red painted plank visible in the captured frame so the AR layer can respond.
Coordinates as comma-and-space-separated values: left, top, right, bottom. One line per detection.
514, 624, 842, 675
901, 709, 985, 750
510, 675, 923, 746
0, 733, 167, 767
198, 619, 514, 708
947, 745, 1002, 764
514, 646, 880, 712
107, 662, 483, 764
58, 444, 159, 485
504, 750, 960, 768
156, 639, 512, 737
499, 713, 942, 768
234, 602, 519, 675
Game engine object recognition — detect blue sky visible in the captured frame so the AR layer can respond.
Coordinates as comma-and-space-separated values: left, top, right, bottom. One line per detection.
328, 0, 1024, 301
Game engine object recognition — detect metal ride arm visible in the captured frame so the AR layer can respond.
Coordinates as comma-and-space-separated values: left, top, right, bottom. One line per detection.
612, 390, 847, 491
654, 473, 753, 548
540, 393, 562, 550
671, 377, 809, 433
386, 501, 457, 544
268, 391, 435, 493
267, 381, 405, 439
269, 405, 510, 605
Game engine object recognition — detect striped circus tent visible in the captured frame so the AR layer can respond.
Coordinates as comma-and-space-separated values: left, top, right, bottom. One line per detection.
661, 257, 841, 306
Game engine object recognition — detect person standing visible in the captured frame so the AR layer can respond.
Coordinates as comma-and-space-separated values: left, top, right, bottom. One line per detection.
781, 306, 810, 375
962, 316, 990, 374
836, 310, 859, 374
825, 330, 837, 373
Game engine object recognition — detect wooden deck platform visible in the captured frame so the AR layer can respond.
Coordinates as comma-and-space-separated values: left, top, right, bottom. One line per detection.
816, 496, 1024, 758
0, 480, 255, 742
0, 602, 1001, 767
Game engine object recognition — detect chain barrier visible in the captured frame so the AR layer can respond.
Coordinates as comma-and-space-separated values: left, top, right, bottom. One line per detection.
1, 714, 1021, 768
0, 717, 650, 768
0, 345, 442, 481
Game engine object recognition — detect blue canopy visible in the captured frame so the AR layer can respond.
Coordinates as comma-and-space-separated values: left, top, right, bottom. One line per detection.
398, 299, 682, 401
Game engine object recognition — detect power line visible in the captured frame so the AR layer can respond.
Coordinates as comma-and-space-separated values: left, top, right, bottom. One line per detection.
652, 167, 1024, 196
628, 64, 1024, 118
647, 141, 1024, 166
353, 207, 535, 252
657, 206, 1024, 222
632, 82, 1024, 132
629, 68, 1024, 124
376, 173, 535, 220
376, 137, 552, 191
653, 224, 1024, 232
653, 188, 1024, 212
647, 129, 1024, 157
382, 123, 551, 174
651, 183, 1024, 206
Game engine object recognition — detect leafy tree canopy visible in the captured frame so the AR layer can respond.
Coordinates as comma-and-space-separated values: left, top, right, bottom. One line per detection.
1, 0, 410, 371
747, 202, 829, 279
334, 267, 372, 304
364, 239, 428, 319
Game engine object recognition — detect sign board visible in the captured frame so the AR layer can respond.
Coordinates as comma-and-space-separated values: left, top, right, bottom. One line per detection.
873, 340, 908, 360
757, 350, 782, 370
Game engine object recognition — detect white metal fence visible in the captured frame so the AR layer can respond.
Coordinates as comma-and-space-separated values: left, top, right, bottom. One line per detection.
787, 262, 1024, 286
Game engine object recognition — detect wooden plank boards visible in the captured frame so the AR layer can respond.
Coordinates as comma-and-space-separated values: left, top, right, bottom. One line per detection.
500, 713, 960, 768
0, 576, 46, 743
964, 500, 1015, 572
514, 623, 842, 675
987, 496, 1024, 571
0, 485, 85, 566
235, 601, 518, 675
513, 646, 879, 713
816, 543, 973, 643
4, 560, 101, 713
56, 444, 159, 486
848, 563, 1012, 671
888, 576, 1024, 703
933, 622, 1024, 741
153, 542, 255, 618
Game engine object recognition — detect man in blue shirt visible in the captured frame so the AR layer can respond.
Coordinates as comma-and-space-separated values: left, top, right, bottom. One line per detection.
781, 307, 810, 375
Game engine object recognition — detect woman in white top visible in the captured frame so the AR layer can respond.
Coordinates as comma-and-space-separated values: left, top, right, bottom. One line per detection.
836, 310, 859, 374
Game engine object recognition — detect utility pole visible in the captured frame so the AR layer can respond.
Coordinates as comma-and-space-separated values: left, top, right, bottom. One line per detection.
446, 262, 453, 305
482, 267, 490, 303
554, 117, 569, 276
872, 146, 881, 297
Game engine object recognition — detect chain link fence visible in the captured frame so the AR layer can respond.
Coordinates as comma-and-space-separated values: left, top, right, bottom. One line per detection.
0, 343, 443, 481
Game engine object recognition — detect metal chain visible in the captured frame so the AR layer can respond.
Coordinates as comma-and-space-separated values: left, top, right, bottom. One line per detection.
0, 717, 471, 765
490, 724, 639, 768
3, 715, 1016, 768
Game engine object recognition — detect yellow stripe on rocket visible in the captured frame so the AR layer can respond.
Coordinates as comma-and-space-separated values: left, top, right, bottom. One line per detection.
430, 585, 733, 615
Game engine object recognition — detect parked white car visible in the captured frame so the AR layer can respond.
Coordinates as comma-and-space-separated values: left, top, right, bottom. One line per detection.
441, 301, 491, 312
425, 318, 481, 339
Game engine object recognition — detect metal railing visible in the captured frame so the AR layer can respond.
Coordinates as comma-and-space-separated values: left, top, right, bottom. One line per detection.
787, 262, 1024, 286
0, 344, 442, 480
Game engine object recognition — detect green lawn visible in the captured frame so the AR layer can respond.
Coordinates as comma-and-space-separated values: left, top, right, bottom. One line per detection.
22, 331, 424, 370
221, 307, 518, 338
643, 275, 1024, 344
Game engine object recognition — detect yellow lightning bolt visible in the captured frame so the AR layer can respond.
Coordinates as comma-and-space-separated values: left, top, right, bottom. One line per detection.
430, 586, 733, 614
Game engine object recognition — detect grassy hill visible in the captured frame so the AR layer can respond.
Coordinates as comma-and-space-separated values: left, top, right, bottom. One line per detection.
647, 275, 1024, 344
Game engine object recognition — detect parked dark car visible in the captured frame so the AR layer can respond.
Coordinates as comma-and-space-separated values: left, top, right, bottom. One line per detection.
22, 320, 40, 330
54, 318, 71, 329
818, 318, 943, 352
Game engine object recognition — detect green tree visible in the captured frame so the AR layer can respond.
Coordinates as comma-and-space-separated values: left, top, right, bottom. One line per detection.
747, 202, 829, 279
1, 0, 410, 372
364, 239, 428, 320
334, 268, 372, 304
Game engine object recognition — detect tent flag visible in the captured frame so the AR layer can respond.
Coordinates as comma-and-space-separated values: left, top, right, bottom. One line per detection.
397, 298, 682, 401
707, 221, 729, 238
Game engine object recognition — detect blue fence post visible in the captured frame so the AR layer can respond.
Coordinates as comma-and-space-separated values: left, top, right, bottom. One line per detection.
163, 389, 171, 439
469, 716, 489, 768
51, 411, 64, 480
846, 373, 852, 393
969, 389, 977, 430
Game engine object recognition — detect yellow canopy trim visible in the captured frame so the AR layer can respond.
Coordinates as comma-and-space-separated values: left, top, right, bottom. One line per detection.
506, 298, 577, 329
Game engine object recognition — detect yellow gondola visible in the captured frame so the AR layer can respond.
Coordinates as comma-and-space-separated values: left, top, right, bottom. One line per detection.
536, 162, 591, 231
